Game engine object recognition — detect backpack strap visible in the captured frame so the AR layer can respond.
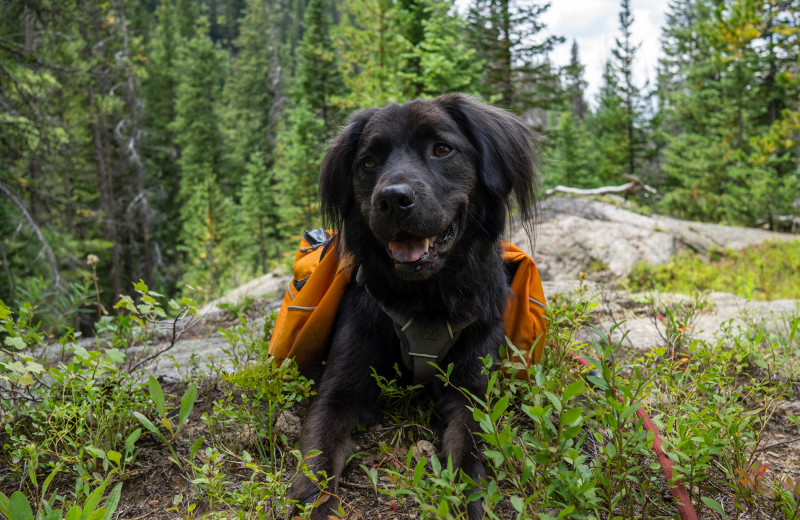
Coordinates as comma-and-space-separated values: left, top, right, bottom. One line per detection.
356, 266, 474, 385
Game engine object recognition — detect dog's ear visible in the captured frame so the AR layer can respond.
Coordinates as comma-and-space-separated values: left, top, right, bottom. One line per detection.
319, 108, 377, 229
437, 94, 540, 225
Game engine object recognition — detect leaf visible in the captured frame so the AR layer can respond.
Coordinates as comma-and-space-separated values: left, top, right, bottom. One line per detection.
43, 509, 63, 520
437, 500, 449, 518
64, 506, 82, 520
42, 462, 64, 496
106, 451, 121, 465
104, 349, 124, 364
560, 407, 583, 427
133, 279, 148, 293
81, 479, 108, 520
133, 412, 162, 436
86, 507, 107, 520
586, 374, 609, 391
85, 446, 106, 460
562, 379, 585, 402
619, 402, 642, 422
509, 495, 524, 513
177, 385, 198, 431
189, 437, 204, 462
4, 336, 26, 350
147, 376, 166, 418
103, 483, 123, 520
412, 457, 426, 487
125, 429, 141, 458
700, 497, 727, 519
161, 417, 174, 435
491, 395, 509, 422
9, 492, 34, 520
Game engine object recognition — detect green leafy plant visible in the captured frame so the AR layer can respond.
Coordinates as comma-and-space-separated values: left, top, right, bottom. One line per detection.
0, 471, 122, 520
133, 375, 197, 469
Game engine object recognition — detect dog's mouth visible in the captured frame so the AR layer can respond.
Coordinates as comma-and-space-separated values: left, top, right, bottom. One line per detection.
386, 220, 457, 264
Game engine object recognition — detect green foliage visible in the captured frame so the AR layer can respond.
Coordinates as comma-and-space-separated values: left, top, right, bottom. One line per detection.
544, 111, 601, 188
658, 0, 800, 227
334, 0, 408, 107
133, 376, 197, 469
399, 0, 483, 98
627, 240, 800, 300
0, 476, 122, 520
274, 102, 327, 235
4, 274, 800, 517
293, 0, 345, 127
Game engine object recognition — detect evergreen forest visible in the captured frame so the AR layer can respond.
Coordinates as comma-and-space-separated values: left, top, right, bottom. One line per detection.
2, 0, 799, 319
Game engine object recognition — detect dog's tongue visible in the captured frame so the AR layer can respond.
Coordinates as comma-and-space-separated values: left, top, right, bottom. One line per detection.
388, 238, 429, 263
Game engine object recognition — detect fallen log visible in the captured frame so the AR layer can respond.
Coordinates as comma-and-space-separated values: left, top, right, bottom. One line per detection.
545, 175, 657, 198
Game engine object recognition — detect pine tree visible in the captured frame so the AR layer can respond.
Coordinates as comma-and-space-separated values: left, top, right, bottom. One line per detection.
588, 61, 629, 183
240, 152, 282, 275
275, 101, 327, 234
224, 0, 282, 183
402, 0, 482, 97
334, 0, 410, 107
294, 0, 345, 128
562, 39, 588, 119
611, 0, 646, 177
466, 0, 563, 111
658, 0, 800, 226
545, 111, 598, 188
171, 18, 230, 296
143, 0, 184, 291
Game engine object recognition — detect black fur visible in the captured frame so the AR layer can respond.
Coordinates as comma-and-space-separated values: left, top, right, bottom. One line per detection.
290, 94, 539, 519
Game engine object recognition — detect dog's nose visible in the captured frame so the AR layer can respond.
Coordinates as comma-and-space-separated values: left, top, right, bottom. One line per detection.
377, 184, 416, 218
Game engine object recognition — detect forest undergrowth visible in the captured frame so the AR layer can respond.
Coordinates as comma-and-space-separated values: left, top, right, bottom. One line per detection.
1, 277, 800, 520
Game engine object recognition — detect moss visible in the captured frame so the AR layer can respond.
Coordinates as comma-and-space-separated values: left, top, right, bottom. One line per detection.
627, 239, 800, 301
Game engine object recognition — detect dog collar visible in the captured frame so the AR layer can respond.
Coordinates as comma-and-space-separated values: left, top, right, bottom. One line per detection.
356, 266, 474, 384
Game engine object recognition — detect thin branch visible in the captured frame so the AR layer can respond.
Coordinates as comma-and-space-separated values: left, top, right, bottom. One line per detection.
0, 181, 62, 291
754, 436, 800, 453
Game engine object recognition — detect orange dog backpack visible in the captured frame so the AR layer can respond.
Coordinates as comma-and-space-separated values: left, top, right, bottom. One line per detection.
267, 229, 547, 375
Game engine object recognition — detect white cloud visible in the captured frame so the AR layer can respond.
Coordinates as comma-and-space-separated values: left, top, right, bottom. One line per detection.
542, 0, 668, 105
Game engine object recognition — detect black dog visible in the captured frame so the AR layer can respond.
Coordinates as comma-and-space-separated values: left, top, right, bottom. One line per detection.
289, 94, 538, 519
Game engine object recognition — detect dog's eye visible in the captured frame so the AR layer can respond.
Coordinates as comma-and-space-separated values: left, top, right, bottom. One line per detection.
361, 157, 378, 169
432, 143, 452, 158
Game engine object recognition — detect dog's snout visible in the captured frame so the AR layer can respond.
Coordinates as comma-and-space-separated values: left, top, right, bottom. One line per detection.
377, 184, 416, 218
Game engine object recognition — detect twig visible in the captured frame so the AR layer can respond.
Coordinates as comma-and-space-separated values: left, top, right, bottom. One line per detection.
127, 305, 201, 373
754, 436, 800, 453
0, 181, 62, 291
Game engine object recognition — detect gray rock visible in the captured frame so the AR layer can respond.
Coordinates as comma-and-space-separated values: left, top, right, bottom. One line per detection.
508, 196, 798, 281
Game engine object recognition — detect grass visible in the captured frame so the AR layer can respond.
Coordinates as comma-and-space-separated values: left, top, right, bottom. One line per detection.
1, 279, 800, 519
627, 239, 800, 301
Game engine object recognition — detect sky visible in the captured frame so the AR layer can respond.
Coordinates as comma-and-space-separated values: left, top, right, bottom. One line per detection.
541, 1, 669, 105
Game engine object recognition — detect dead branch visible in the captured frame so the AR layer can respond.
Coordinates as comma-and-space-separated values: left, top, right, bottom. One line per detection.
545, 175, 657, 198
0, 181, 62, 290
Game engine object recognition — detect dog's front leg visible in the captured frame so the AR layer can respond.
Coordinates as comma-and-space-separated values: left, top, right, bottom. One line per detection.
289, 298, 392, 519
435, 330, 498, 520
289, 380, 375, 519
437, 382, 487, 520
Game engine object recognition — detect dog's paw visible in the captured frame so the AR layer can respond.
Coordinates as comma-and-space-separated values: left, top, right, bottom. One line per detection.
288, 493, 341, 520
288, 473, 342, 520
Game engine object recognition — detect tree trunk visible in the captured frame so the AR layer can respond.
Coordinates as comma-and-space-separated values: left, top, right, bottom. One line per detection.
113, 0, 154, 286
81, 8, 122, 299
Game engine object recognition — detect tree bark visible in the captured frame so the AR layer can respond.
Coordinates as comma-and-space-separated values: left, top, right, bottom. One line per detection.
113, 0, 154, 286
80, 5, 122, 299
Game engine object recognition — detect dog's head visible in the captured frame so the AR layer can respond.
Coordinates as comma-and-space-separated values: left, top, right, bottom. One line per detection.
320, 94, 539, 281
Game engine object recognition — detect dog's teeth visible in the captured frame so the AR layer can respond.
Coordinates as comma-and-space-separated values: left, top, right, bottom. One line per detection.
424, 239, 430, 253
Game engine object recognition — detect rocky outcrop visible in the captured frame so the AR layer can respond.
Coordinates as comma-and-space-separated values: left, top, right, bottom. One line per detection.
509, 196, 798, 282
160, 196, 798, 377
